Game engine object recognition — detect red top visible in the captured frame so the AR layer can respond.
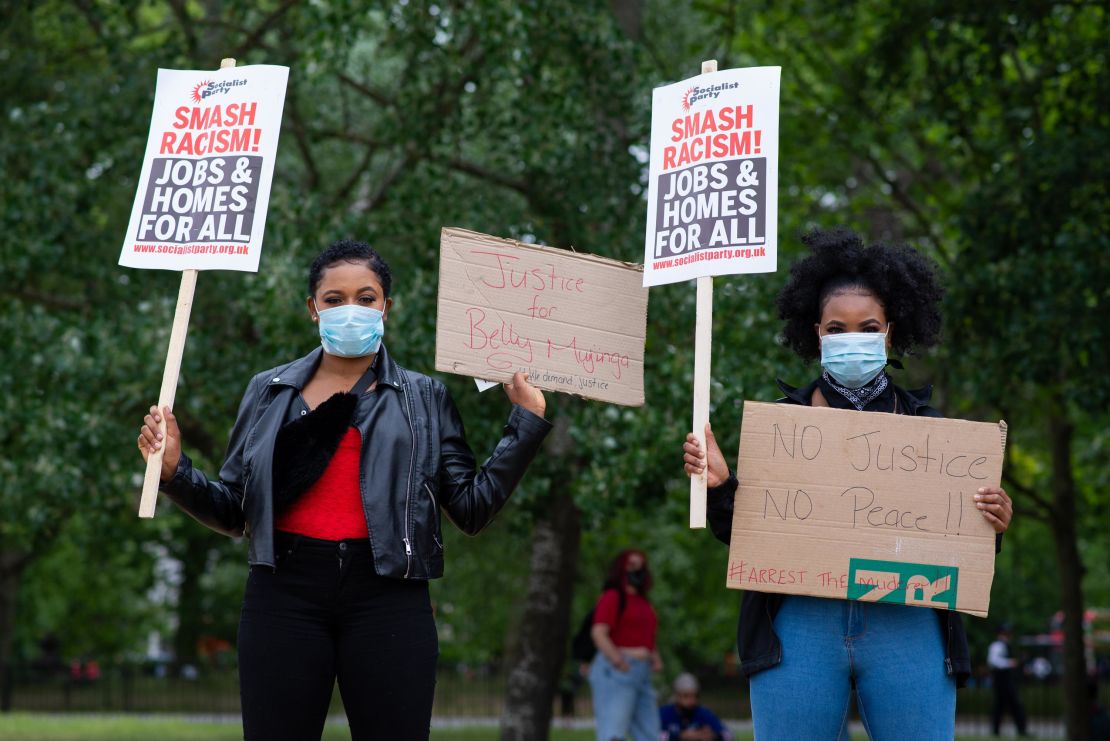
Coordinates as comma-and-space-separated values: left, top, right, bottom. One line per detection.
593, 588, 657, 650
274, 427, 369, 540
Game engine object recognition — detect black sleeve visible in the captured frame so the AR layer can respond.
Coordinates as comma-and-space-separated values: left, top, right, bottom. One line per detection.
159, 374, 262, 536
707, 472, 739, 545
435, 383, 552, 535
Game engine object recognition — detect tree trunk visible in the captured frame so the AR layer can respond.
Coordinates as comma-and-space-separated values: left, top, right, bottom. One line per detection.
1047, 405, 1091, 741
499, 417, 581, 741
0, 549, 29, 712
609, 0, 643, 40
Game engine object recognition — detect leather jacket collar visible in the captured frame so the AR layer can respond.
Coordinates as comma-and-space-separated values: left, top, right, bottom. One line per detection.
266, 344, 405, 392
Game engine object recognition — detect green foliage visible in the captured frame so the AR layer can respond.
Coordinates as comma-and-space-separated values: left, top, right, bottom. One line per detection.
2, 0, 1105, 684
0, 714, 601, 740
13, 515, 159, 660
430, 521, 532, 665
700, 0, 1110, 638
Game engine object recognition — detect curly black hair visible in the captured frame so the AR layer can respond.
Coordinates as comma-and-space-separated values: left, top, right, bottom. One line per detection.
307, 239, 393, 298
776, 227, 944, 360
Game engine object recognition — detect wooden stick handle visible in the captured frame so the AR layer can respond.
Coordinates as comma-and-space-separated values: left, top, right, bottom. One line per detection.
137, 57, 235, 518
690, 275, 713, 528
688, 59, 718, 529
138, 269, 199, 517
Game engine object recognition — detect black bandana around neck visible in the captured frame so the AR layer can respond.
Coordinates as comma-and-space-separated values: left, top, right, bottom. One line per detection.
821, 369, 890, 411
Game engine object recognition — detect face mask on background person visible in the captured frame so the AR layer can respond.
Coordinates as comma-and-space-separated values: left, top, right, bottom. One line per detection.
314, 301, 385, 358
820, 332, 887, 388
626, 569, 646, 589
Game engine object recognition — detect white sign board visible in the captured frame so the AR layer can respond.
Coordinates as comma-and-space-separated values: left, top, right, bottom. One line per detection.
119, 64, 289, 272
643, 66, 780, 287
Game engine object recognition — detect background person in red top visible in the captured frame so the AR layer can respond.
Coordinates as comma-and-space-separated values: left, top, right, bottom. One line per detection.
588, 549, 662, 741
137, 240, 550, 741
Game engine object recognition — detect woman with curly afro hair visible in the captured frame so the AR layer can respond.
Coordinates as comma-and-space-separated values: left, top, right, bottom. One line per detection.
682, 227, 1013, 740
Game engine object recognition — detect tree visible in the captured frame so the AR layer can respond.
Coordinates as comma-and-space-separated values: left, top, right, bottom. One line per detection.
0, 0, 165, 696
0, 0, 845, 728
0, 0, 339, 690
6, 1, 1103, 737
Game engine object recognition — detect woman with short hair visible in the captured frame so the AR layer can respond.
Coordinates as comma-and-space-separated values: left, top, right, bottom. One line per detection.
138, 239, 550, 740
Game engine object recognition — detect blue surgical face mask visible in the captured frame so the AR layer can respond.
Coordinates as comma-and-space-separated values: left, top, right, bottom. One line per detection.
820, 332, 888, 388
314, 301, 384, 358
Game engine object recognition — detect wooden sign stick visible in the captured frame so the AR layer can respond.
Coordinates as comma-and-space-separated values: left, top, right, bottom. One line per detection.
137, 57, 236, 518
688, 59, 718, 529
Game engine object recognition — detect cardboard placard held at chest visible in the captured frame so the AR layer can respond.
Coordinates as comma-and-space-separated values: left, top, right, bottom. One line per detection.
726, 402, 1006, 617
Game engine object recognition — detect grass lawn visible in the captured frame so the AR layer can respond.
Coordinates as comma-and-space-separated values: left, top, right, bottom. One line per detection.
0, 713, 1012, 740
0, 714, 595, 741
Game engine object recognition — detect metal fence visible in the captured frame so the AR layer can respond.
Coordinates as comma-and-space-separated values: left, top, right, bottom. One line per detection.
2, 661, 1101, 736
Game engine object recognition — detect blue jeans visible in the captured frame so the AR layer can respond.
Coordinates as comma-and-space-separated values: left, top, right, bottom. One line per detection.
749, 596, 955, 740
588, 655, 660, 741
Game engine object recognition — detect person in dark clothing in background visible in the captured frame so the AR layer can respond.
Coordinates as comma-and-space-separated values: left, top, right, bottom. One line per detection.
988, 624, 1029, 737
659, 672, 732, 741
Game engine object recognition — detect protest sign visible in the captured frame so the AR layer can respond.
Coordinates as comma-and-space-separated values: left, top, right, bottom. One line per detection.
645, 61, 781, 528
119, 64, 288, 272
123, 59, 287, 518
643, 66, 780, 287
436, 228, 648, 406
725, 402, 1006, 617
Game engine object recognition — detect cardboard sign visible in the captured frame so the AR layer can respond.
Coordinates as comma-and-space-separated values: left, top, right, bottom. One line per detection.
725, 402, 1006, 617
436, 228, 648, 406
643, 66, 781, 287
119, 64, 289, 272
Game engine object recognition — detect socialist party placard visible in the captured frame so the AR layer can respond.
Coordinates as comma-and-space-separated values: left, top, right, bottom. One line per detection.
119, 65, 289, 272
643, 67, 780, 287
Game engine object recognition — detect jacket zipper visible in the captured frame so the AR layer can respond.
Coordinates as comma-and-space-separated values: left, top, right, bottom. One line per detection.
424, 482, 443, 550
401, 379, 416, 578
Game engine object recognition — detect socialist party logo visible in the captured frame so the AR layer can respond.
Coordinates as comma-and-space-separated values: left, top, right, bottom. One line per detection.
190, 79, 247, 102
681, 81, 739, 111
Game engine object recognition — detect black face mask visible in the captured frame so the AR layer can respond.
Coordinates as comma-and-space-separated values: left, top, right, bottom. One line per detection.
626, 569, 646, 589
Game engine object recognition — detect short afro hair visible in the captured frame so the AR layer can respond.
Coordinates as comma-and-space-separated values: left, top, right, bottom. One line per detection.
776, 227, 943, 360
308, 239, 392, 299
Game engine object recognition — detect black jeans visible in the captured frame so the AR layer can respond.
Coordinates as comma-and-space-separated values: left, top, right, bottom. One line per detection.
238, 532, 438, 740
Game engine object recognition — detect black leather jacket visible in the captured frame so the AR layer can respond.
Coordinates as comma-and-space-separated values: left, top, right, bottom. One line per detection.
160, 344, 552, 577
707, 376, 1000, 688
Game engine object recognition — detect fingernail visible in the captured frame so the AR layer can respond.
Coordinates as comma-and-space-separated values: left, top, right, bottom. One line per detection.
157, 433, 163, 441
974, 494, 982, 501
977, 487, 986, 493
